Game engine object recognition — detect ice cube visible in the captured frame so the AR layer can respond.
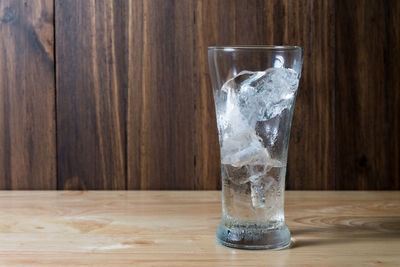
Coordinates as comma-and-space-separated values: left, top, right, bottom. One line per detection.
221, 130, 270, 167
250, 180, 265, 208
255, 68, 299, 120
255, 116, 280, 147
221, 70, 260, 94
223, 165, 250, 185
222, 142, 269, 167
221, 68, 299, 125
250, 175, 277, 208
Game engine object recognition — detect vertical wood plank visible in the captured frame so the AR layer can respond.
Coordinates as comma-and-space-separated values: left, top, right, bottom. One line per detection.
194, 0, 230, 190
194, 0, 268, 189
56, 0, 126, 189
335, 0, 400, 189
127, 0, 196, 189
126, 0, 143, 190
0, 0, 56, 189
272, 0, 336, 190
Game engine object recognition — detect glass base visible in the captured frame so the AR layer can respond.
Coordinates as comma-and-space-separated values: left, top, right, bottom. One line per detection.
216, 222, 291, 250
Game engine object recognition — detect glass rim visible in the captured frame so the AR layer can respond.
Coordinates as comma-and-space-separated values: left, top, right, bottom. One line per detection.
208, 45, 302, 52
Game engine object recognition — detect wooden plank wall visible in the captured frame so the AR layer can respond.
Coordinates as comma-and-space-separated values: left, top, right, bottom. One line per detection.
127, 0, 197, 189
0, 0, 398, 190
335, 0, 400, 190
55, 0, 127, 189
0, 0, 56, 189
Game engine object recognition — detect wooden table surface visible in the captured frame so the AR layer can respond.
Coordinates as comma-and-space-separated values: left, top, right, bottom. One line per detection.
0, 191, 399, 266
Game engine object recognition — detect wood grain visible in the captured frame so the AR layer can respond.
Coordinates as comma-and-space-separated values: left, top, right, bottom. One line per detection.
0, 0, 56, 189
263, 0, 336, 190
335, 0, 400, 189
127, 0, 196, 189
0, 191, 399, 265
194, 0, 239, 190
55, 0, 126, 189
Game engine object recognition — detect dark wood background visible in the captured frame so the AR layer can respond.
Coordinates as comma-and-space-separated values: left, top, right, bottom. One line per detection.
0, 0, 399, 190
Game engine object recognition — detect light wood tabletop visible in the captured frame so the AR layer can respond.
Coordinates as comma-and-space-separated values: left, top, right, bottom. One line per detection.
0, 191, 399, 266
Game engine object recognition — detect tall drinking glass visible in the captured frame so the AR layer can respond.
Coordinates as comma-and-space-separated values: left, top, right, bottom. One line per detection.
208, 46, 303, 249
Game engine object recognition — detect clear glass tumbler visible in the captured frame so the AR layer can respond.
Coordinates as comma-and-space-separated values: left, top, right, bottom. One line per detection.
208, 46, 303, 249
